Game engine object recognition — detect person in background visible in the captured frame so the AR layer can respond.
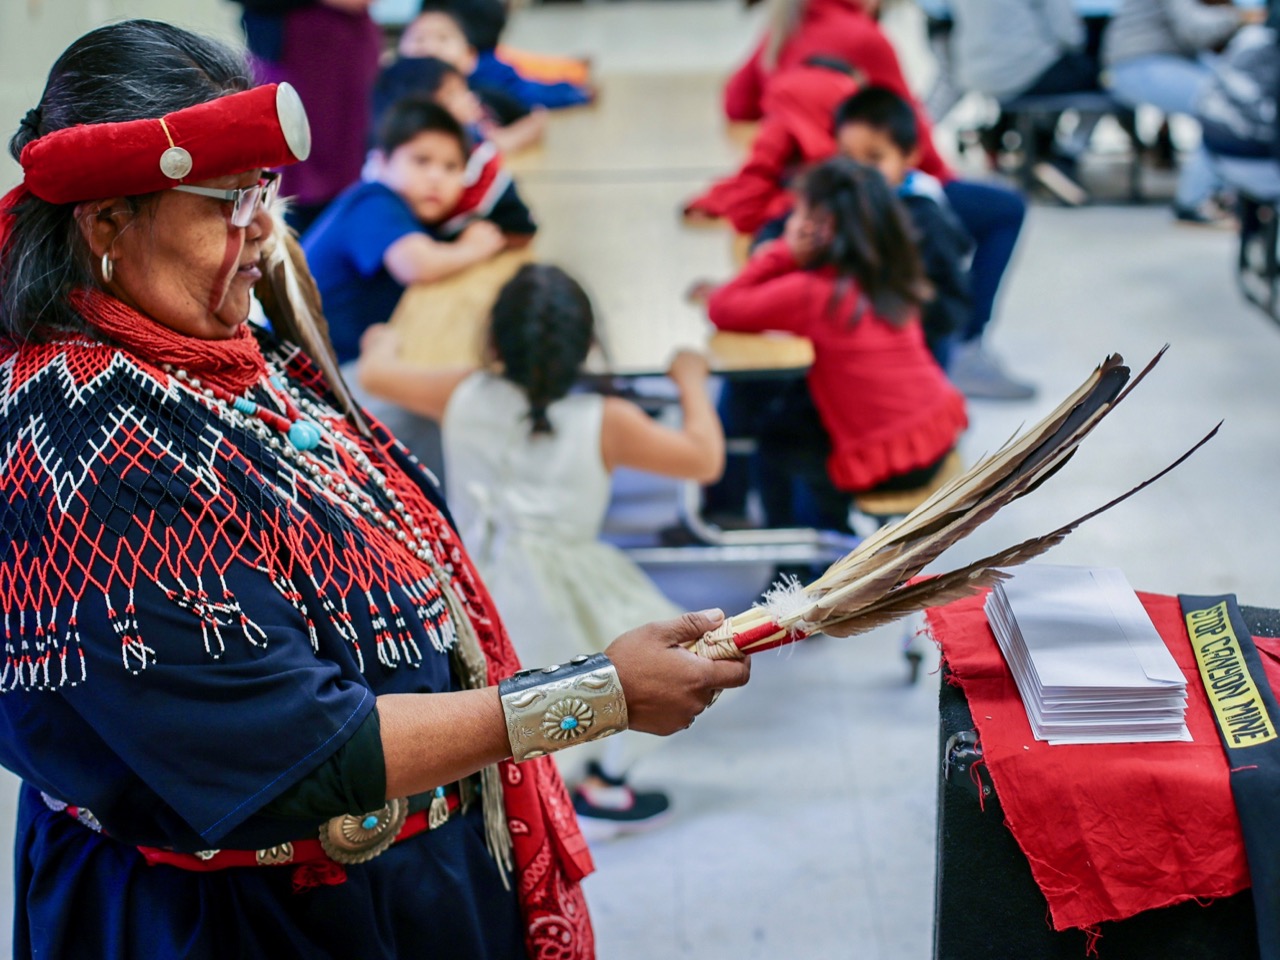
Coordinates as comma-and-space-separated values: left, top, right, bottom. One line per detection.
706, 158, 968, 535
419, 0, 594, 85
1104, 0, 1267, 224
234, 0, 381, 233
684, 58, 862, 235
951, 0, 1100, 206
371, 58, 539, 235
400, 3, 593, 112
834, 87, 973, 371
304, 98, 534, 366
357, 265, 726, 838
723, 0, 1036, 400
378, 41, 548, 153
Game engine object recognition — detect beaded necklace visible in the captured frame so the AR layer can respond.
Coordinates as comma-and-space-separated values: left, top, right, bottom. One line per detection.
164, 362, 444, 570
162, 364, 322, 451
172, 357, 510, 854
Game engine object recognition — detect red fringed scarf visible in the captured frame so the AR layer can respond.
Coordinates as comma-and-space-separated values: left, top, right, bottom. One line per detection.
7, 290, 596, 959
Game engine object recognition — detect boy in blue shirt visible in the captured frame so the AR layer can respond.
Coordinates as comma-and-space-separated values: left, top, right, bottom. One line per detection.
304, 98, 529, 364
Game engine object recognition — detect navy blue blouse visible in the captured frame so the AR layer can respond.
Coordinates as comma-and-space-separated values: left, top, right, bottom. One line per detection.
0, 336, 526, 959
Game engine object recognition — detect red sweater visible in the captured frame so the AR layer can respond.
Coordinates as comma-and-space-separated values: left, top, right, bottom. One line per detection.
723, 0, 951, 182
687, 66, 859, 234
707, 242, 967, 491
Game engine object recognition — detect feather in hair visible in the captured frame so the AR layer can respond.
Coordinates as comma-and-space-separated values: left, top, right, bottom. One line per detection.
256, 205, 372, 439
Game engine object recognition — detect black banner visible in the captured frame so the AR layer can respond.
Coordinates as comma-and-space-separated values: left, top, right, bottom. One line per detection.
1181, 594, 1280, 960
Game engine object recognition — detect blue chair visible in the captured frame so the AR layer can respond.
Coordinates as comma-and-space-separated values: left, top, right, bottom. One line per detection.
1213, 155, 1280, 324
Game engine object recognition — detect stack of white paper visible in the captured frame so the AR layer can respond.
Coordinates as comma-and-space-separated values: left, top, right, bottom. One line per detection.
984, 564, 1190, 745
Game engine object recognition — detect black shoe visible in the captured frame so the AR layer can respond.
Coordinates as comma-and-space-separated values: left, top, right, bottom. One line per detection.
572, 772, 672, 841
658, 523, 706, 546
702, 511, 758, 531
1173, 201, 1237, 230
584, 760, 624, 786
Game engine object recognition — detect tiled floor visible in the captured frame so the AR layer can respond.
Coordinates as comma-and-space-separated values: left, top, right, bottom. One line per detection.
3, 3, 1280, 958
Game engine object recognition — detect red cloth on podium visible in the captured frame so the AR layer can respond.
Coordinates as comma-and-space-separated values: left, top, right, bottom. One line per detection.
926, 591, 1260, 931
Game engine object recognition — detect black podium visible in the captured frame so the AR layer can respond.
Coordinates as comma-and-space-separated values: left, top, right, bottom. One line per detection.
932, 605, 1280, 960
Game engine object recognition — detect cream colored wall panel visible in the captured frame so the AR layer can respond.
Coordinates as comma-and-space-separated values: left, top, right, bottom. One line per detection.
1, 0, 244, 188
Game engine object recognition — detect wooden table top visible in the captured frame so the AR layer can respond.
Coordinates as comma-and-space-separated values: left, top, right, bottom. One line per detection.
388, 72, 811, 378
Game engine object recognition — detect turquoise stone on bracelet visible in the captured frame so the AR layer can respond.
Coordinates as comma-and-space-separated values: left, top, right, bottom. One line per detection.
288, 420, 322, 451
560, 717, 579, 731
361, 814, 379, 830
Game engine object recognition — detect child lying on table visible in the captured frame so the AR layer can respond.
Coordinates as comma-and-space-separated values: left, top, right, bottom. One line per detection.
304, 98, 535, 364
372, 56, 539, 241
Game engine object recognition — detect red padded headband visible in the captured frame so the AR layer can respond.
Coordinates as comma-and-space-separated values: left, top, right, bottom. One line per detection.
19, 83, 311, 205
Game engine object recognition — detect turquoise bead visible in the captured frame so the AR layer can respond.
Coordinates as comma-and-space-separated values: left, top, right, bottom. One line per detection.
288, 420, 321, 451
560, 717, 579, 731
434, 786, 445, 799
233, 398, 257, 416
361, 815, 379, 830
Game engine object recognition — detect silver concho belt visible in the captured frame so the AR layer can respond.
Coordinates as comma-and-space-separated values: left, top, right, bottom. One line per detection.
318, 797, 409, 864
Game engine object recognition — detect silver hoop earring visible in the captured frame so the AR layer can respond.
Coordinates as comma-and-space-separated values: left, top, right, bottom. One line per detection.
100, 252, 114, 284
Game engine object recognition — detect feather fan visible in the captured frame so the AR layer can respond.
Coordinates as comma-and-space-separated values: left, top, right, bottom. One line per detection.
256, 205, 371, 439
690, 350, 1220, 660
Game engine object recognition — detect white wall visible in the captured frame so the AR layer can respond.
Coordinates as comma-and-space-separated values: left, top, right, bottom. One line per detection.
1, 0, 245, 189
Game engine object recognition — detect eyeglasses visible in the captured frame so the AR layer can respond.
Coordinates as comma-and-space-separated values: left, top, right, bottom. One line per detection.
171, 172, 281, 228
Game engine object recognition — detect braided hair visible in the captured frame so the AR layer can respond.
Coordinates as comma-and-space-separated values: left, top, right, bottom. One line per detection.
488, 264, 595, 435
794, 156, 931, 327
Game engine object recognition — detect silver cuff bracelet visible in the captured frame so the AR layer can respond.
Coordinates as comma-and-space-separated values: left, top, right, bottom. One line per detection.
499, 653, 629, 762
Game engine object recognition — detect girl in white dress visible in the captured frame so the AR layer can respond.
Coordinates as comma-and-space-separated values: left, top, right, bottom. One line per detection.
357, 264, 724, 836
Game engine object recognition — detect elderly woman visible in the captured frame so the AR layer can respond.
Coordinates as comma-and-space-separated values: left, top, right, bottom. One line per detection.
0, 20, 748, 960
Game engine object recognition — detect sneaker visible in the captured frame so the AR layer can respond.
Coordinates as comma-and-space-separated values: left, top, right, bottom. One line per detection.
572, 767, 672, 841
1031, 160, 1089, 207
948, 341, 1037, 401
1173, 201, 1237, 231
658, 523, 707, 547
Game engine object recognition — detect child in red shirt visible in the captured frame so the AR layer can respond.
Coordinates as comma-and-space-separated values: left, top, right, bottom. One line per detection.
684, 59, 860, 235
724, 0, 951, 181
707, 157, 967, 530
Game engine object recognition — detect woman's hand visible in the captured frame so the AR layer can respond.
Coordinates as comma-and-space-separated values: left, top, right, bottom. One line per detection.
667, 349, 710, 388
681, 205, 722, 227
605, 609, 751, 735
685, 279, 719, 306
359, 323, 400, 359
783, 206, 833, 267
